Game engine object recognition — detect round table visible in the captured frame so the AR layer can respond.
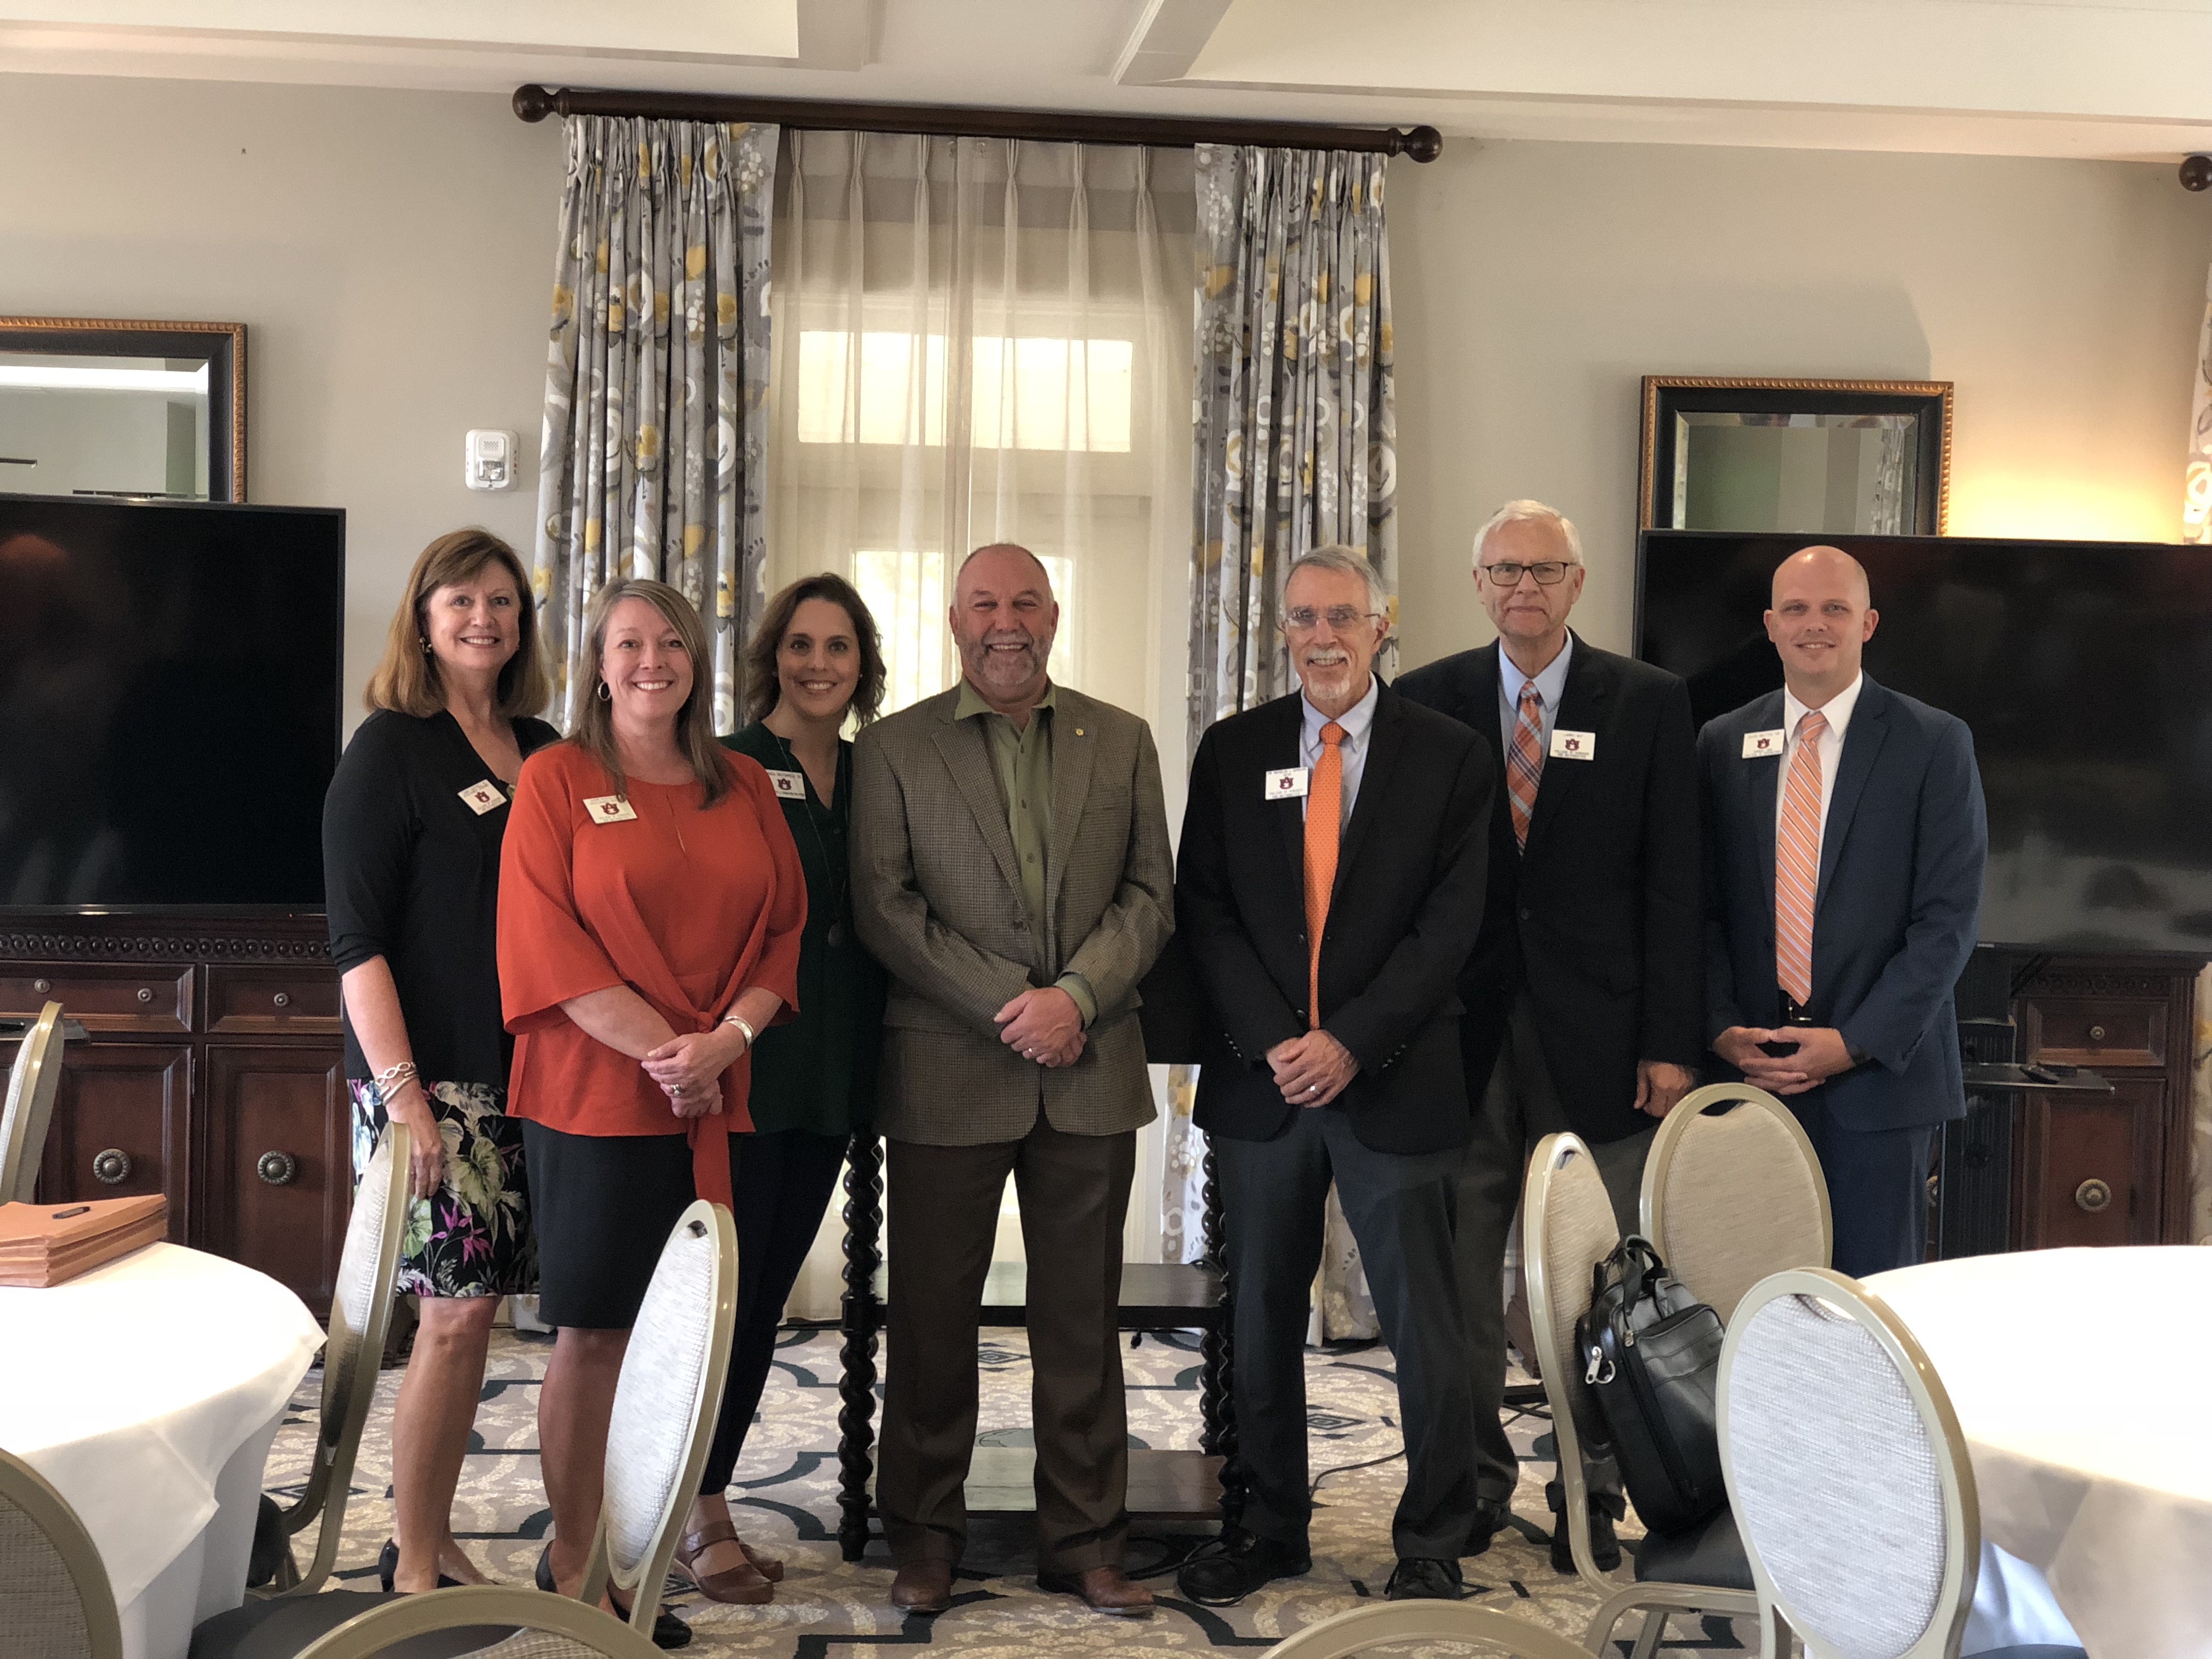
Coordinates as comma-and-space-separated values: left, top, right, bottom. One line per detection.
0, 1242, 325, 1659
1867, 1246, 2212, 1659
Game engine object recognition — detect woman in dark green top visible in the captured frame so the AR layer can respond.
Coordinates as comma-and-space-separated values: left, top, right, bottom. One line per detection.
673, 573, 889, 1605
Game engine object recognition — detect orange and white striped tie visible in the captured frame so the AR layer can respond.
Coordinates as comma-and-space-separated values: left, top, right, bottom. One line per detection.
1775, 709, 1828, 1008
1508, 681, 1544, 850
1304, 721, 1346, 1026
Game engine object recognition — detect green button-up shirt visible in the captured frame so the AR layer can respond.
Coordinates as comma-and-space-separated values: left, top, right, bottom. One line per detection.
954, 678, 1097, 1026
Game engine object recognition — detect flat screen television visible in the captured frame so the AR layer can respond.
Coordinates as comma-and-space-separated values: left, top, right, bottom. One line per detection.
0, 493, 343, 909
1636, 529, 2212, 957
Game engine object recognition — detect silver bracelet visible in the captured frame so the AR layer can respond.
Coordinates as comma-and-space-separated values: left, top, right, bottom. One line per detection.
371, 1059, 419, 1101
721, 1012, 758, 1050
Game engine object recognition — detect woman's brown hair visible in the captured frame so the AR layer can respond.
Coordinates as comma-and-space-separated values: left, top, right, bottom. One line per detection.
569, 578, 732, 806
364, 529, 551, 719
742, 572, 888, 727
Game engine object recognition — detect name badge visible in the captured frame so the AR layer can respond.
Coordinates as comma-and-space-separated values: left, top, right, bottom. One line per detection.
1742, 729, 1787, 760
583, 793, 637, 824
458, 780, 506, 815
1549, 729, 1595, 761
1265, 766, 1310, 801
766, 769, 808, 801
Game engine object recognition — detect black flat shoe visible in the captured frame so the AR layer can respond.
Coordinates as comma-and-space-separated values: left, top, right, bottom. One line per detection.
377, 1539, 462, 1593
542, 1544, 689, 1651
1385, 1557, 1464, 1601
1175, 1530, 1311, 1607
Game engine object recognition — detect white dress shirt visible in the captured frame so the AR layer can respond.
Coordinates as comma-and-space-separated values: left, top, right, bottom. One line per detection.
1496, 633, 1575, 757
1299, 675, 1380, 829
1774, 672, 1865, 854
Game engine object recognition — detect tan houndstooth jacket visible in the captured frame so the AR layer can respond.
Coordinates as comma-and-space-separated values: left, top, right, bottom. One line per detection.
851, 683, 1176, 1146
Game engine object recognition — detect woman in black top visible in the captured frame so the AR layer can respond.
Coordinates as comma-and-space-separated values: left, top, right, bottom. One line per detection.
323, 529, 558, 1595
673, 573, 888, 1605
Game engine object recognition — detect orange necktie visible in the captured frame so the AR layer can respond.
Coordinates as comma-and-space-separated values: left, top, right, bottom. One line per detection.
1304, 721, 1346, 1026
1775, 709, 1828, 1009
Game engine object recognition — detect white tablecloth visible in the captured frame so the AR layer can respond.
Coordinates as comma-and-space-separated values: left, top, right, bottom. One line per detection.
0, 1242, 325, 1659
1867, 1246, 2212, 1659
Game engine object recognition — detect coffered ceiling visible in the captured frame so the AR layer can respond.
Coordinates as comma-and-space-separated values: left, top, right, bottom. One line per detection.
5, 0, 2212, 162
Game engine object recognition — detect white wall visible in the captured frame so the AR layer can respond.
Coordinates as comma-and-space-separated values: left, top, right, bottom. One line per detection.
0, 74, 560, 732
1389, 140, 2212, 667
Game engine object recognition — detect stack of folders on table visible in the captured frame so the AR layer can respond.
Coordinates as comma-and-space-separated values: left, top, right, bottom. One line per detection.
0, 1193, 167, 1287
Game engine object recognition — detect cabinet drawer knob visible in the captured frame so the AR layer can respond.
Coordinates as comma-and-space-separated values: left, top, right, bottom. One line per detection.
257, 1151, 298, 1187
136, 988, 154, 1005
2075, 1178, 2112, 1213
272, 991, 291, 1009
2087, 1024, 2106, 1042
92, 1148, 131, 1185
32, 978, 50, 995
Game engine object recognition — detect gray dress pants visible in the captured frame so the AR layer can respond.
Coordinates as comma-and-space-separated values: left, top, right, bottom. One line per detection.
1215, 1104, 1481, 1562
1456, 993, 1653, 1509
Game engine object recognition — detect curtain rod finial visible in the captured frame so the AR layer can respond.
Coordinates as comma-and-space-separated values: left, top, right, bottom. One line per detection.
1394, 126, 1443, 163
514, 84, 557, 123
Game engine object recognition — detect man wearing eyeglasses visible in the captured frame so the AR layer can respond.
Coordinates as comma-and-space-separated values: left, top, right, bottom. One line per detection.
1396, 500, 1702, 1572
1175, 546, 1493, 1606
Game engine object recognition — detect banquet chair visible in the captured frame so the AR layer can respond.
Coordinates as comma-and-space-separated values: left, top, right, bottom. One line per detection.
1639, 1082, 1830, 1323
0, 1442, 123, 1659
1522, 1132, 1757, 1659
0, 1000, 69, 1204
193, 1199, 738, 1659
249, 1121, 414, 1598
1261, 1600, 1592, 1659
1719, 1268, 2086, 1659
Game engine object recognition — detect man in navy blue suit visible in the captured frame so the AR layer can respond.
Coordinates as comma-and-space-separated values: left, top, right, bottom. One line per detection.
1700, 545, 1987, 1276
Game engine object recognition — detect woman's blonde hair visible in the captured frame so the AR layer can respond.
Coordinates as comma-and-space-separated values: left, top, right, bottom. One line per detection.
569, 578, 731, 807
364, 529, 551, 719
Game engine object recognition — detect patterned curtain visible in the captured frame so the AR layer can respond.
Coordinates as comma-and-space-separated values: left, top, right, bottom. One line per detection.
2185, 262, 2212, 544
534, 116, 778, 730
1167, 144, 1397, 1342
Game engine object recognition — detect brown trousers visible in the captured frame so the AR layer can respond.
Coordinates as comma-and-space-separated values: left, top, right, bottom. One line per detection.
879, 1120, 1137, 1572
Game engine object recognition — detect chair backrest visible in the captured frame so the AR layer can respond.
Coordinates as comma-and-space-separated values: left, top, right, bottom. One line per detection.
1520, 1131, 1622, 1591
289, 1584, 663, 1658
0, 1002, 69, 1205
577, 1200, 737, 1640
264, 1121, 411, 1598
1262, 1599, 1593, 1659
1719, 1268, 1978, 1659
1640, 1082, 1831, 1323
0, 1443, 123, 1659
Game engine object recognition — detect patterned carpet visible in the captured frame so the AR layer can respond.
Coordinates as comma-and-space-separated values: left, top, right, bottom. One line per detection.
264, 1327, 1748, 1656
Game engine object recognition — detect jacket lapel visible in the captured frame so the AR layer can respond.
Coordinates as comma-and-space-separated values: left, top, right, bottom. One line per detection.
1524, 634, 1606, 854
1333, 686, 1402, 901
1816, 676, 1890, 916
1745, 691, 1785, 929
1044, 690, 1096, 920
929, 701, 1025, 903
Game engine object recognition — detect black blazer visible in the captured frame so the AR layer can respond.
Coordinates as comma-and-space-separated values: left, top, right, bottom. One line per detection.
1175, 683, 1493, 1154
1395, 635, 1703, 1144
1700, 674, 1986, 1133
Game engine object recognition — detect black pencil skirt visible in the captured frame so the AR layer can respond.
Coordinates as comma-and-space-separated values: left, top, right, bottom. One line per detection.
521, 1121, 736, 1329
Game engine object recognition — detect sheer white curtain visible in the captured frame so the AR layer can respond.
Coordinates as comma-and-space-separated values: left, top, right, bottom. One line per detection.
767, 133, 1193, 1302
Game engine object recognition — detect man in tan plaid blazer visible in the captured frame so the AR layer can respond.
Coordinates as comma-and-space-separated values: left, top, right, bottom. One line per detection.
851, 544, 1175, 1618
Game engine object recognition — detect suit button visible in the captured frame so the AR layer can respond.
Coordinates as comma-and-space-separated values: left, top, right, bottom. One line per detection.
1519, 907, 1531, 921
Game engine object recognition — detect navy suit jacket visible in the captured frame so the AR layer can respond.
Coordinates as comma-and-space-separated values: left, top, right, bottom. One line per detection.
1699, 674, 1987, 1133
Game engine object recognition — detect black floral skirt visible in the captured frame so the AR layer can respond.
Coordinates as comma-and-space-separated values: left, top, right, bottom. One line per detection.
349, 1079, 537, 1299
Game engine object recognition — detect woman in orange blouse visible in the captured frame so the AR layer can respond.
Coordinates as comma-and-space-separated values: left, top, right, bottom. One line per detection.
499, 578, 804, 1645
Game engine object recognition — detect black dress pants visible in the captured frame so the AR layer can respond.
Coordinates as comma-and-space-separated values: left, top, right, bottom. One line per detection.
1214, 1104, 1479, 1562
1787, 1087, 1938, 1277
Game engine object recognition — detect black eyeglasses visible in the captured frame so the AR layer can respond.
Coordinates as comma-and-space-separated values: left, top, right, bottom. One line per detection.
1479, 560, 1576, 586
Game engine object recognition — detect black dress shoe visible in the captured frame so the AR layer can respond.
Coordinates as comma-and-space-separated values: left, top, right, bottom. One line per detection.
538, 1542, 692, 1650
377, 1538, 462, 1593
1385, 1557, 1464, 1600
1462, 1498, 1509, 1558
1175, 1531, 1311, 1606
1549, 1504, 1622, 1573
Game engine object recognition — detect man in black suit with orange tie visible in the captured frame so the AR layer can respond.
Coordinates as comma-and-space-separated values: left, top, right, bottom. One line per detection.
1174, 546, 1493, 1606
1396, 500, 1702, 1570
1700, 545, 1985, 1276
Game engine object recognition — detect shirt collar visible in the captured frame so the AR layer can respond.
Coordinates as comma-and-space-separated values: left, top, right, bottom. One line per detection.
1783, 671, 1863, 740
956, 679, 1056, 722
1499, 631, 1575, 711
1301, 674, 1380, 744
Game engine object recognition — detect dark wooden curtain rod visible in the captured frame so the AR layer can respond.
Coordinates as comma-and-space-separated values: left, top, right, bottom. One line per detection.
512, 84, 1443, 162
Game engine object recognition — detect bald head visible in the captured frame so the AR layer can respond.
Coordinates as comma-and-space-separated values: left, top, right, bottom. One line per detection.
950, 542, 1059, 718
1765, 544, 1878, 707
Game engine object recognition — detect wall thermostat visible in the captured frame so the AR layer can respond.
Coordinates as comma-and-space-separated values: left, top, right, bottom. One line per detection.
465, 430, 516, 491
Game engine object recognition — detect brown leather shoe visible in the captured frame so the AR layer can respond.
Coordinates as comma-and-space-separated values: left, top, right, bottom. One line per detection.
737, 1536, 785, 1583
1036, 1564, 1155, 1617
672, 1518, 773, 1605
889, 1559, 953, 1615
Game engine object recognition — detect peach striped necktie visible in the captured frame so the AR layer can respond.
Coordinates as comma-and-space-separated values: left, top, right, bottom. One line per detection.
1775, 709, 1828, 1008
1304, 721, 1346, 1026
1508, 680, 1544, 849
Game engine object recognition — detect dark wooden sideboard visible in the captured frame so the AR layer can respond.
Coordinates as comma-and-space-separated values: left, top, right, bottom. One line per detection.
0, 911, 348, 1317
